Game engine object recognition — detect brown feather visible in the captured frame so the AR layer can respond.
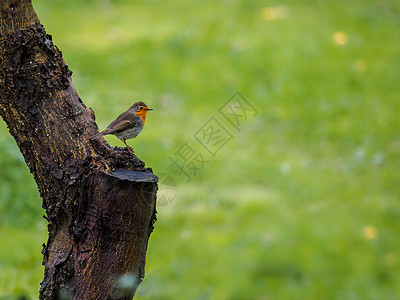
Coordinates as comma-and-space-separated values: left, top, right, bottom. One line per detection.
105, 111, 141, 134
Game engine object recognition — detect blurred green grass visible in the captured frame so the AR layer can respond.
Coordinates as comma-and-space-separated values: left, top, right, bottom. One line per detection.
1, 0, 400, 299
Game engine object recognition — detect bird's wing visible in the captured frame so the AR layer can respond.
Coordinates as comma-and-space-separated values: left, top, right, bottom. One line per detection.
106, 113, 141, 135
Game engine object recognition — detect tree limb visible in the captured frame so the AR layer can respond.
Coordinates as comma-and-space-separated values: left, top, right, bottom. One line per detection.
0, 1, 158, 298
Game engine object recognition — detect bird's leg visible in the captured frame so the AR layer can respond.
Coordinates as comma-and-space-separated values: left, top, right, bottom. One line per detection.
122, 139, 135, 154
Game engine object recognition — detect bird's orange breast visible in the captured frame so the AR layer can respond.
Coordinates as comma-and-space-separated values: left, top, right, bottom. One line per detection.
135, 110, 149, 126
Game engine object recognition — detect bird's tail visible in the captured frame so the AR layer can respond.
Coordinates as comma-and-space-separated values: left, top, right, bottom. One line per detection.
90, 130, 106, 140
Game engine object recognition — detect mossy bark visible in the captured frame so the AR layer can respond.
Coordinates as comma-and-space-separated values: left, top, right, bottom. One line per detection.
0, 1, 158, 299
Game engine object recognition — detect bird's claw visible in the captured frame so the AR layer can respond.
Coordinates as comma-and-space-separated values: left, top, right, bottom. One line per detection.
126, 146, 135, 155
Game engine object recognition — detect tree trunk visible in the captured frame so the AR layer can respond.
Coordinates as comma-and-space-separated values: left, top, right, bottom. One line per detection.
0, 1, 158, 299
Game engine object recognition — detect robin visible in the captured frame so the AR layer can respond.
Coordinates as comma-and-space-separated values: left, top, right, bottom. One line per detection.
91, 101, 153, 153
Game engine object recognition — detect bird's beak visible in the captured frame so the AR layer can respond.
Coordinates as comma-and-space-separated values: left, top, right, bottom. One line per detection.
147, 108, 153, 111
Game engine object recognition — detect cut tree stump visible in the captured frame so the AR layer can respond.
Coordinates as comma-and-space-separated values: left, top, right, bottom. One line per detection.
0, 1, 158, 299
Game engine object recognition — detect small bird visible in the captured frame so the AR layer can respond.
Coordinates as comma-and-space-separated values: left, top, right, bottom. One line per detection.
91, 101, 153, 153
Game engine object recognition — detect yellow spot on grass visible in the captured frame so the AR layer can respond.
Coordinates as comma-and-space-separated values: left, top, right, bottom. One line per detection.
363, 225, 378, 239
261, 6, 289, 21
333, 31, 348, 46
385, 253, 397, 266
354, 58, 366, 72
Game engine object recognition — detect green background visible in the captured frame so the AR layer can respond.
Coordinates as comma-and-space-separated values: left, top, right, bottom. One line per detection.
1, 0, 400, 299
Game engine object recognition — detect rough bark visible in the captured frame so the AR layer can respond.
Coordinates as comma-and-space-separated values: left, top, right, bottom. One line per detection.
0, 1, 158, 299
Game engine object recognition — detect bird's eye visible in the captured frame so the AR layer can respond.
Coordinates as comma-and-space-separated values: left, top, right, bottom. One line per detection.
139, 106, 143, 110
